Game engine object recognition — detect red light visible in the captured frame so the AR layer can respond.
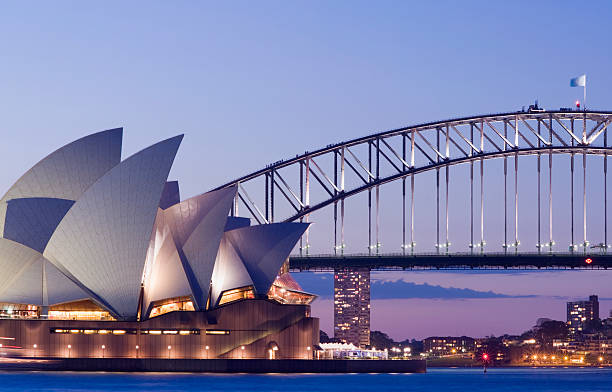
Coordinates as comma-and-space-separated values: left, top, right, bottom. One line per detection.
576, 100, 581, 108
585, 258, 593, 264
482, 353, 489, 360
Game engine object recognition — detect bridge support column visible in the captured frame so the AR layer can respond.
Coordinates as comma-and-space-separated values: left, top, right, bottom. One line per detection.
536, 152, 541, 251
583, 151, 589, 249
479, 120, 485, 251
548, 115, 554, 251
605, 128, 608, 249
333, 267, 371, 348
503, 147, 508, 250
514, 152, 519, 251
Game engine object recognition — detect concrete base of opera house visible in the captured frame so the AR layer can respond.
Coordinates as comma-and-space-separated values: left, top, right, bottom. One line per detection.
0, 358, 427, 373
0, 299, 318, 360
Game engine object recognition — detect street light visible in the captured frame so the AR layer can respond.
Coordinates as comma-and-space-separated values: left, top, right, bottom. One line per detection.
168, 345, 172, 359
241, 345, 245, 359
205, 345, 210, 359
135, 345, 139, 359
101, 345, 105, 358
67, 344, 72, 358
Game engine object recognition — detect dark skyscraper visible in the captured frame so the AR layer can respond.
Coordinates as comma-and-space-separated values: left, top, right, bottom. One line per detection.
334, 268, 370, 348
567, 295, 599, 333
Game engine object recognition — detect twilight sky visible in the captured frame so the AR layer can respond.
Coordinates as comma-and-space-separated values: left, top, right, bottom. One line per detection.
1, 1, 612, 339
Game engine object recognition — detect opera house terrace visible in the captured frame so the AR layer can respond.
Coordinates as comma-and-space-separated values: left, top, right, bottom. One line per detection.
0, 129, 319, 360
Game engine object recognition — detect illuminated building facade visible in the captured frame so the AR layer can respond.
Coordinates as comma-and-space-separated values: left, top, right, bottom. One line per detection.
553, 334, 612, 356
0, 129, 318, 359
422, 336, 476, 357
333, 268, 370, 348
318, 343, 387, 360
567, 295, 599, 334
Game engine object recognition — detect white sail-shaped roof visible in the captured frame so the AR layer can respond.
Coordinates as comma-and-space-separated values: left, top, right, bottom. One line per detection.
179, 187, 237, 310
0, 128, 122, 237
44, 259, 89, 305
0, 239, 86, 306
163, 186, 237, 249
224, 223, 309, 295
44, 135, 183, 319
3, 197, 75, 252
209, 235, 254, 307
0, 238, 44, 302
141, 187, 238, 312
142, 227, 191, 314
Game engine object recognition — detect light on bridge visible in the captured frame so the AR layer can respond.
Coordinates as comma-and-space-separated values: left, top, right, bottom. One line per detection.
585, 258, 593, 264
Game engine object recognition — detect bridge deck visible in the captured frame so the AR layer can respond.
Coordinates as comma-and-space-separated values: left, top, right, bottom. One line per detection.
288, 253, 612, 271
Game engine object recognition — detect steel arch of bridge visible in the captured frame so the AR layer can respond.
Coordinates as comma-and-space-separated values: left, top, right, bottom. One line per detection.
215, 110, 612, 254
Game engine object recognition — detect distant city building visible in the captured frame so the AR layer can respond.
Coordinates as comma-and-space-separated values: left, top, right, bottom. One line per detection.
567, 295, 599, 333
318, 342, 387, 360
553, 333, 612, 356
422, 336, 476, 357
334, 268, 370, 348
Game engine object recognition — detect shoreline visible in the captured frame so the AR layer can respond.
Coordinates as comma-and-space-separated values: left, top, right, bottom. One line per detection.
428, 364, 612, 369
0, 358, 426, 374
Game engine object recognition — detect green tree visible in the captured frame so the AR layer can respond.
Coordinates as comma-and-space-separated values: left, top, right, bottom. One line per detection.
535, 320, 568, 348
369, 330, 394, 349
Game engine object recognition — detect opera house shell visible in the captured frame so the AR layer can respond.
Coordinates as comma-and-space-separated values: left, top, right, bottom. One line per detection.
0, 129, 318, 360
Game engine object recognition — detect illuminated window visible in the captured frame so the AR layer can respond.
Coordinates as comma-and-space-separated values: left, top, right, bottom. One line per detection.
47, 299, 114, 321
50, 328, 136, 335
205, 330, 230, 335
218, 286, 255, 305
149, 296, 195, 318
142, 329, 199, 336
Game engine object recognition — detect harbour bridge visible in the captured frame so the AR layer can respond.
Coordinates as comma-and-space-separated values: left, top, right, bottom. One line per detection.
214, 109, 612, 344
215, 110, 612, 268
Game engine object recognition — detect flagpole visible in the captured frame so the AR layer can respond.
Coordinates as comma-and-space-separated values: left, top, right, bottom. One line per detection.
584, 82, 587, 111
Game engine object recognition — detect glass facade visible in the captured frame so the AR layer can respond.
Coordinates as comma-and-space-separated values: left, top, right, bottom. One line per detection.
149, 296, 195, 318
218, 287, 255, 306
334, 268, 370, 348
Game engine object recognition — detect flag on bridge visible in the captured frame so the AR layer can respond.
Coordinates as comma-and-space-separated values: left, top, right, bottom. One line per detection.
570, 74, 587, 110
570, 74, 586, 87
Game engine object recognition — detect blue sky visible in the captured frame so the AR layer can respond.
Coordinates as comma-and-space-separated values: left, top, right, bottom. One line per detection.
1, 1, 612, 339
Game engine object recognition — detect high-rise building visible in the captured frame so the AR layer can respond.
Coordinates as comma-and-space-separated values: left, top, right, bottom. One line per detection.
567, 295, 599, 333
334, 268, 370, 348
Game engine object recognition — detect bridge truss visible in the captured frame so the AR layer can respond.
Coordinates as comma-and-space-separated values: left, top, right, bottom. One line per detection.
215, 110, 612, 255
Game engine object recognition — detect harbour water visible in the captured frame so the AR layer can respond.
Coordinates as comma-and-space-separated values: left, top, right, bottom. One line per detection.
1, 367, 611, 392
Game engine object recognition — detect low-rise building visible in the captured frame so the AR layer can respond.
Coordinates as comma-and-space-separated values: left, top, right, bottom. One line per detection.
318, 342, 387, 360
553, 334, 612, 356
422, 336, 476, 357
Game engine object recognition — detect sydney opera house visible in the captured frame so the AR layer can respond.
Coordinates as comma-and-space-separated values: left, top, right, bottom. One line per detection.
0, 129, 318, 360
